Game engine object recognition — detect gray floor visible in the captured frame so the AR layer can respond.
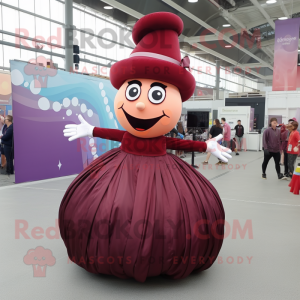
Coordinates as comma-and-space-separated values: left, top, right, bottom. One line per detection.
0, 171, 15, 187
1, 151, 300, 300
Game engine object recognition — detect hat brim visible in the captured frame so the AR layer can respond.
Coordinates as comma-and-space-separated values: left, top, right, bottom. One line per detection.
110, 57, 195, 102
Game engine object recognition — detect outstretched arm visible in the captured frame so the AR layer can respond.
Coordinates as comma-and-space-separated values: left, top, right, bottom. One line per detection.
166, 134, 232, 163
166, 137, 207, 152
63, 114, 125, 142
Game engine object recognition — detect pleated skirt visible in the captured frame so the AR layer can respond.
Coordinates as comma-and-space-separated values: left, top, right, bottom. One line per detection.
59, 148, 225, 282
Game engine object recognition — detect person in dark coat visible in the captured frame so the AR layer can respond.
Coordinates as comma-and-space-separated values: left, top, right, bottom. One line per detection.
0, 116, 7, 169
1, 115, 14, 175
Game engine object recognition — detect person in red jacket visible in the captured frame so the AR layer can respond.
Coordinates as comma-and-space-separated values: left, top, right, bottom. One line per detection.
286, 121, 300, 178
60, 12, 232, 282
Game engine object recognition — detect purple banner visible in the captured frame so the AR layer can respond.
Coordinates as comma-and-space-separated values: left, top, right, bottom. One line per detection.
11, 59, 122, 183
273, 18, 300, 91
250, 108, 254, 132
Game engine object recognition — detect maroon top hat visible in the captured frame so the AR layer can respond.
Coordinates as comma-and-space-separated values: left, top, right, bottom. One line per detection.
110, 12, 195, 102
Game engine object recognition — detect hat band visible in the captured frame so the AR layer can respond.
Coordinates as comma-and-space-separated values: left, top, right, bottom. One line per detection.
130, 52, 181, 66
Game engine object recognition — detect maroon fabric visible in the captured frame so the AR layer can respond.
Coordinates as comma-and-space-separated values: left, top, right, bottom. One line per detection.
110, 12, 196, 102
110, 57, 196, 102
93, 128, 207, 156
93, 127, 125, 142
59, 148, 225, 282
59, 130, 224, 281
132, 30, 181, 62
280, 126, 288, 151
132, 12, 183, 45
263, 127, 281, 152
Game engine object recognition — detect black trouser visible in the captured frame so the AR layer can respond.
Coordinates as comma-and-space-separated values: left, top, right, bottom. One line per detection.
3, 145, 14, 175
262, 151, 280, 175
283, 150, 288, 175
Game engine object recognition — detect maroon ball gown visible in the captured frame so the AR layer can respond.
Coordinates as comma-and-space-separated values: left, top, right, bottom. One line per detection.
59, 128, 225, 282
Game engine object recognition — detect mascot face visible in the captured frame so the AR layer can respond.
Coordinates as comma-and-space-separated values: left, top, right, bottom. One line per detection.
114, 78, 182, 138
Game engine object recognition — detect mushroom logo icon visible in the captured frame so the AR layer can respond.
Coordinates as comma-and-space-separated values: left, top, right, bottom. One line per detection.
23, 246, 56, 277
24, 56, 58, 88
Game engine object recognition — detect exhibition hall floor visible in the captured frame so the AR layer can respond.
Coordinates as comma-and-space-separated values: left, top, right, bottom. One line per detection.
1, 151, 299, 300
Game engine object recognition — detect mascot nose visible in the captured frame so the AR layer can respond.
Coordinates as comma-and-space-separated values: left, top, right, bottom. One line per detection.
136, 102, 145, 111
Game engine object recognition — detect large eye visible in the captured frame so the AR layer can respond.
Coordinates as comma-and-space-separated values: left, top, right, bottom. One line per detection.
148, 86, 166, 104
125, 83, 141, 101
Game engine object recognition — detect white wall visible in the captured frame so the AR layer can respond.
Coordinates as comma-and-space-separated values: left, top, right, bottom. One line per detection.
266, 91, 300, 125
257, 83, 272, 92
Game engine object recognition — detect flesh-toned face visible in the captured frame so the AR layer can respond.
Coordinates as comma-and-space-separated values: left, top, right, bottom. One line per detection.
114, 78, 182, 138
271, 120, 278, 128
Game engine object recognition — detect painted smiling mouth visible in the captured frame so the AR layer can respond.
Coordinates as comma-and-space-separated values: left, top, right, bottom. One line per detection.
119, 105, 169, 131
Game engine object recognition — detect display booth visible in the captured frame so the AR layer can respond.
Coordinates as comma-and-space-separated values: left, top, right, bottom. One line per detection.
11, 59, 123, 184
218, 106, 261, 151
225, 97, 265, 130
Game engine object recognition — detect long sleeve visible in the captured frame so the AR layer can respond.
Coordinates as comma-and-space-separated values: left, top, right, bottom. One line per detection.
166, 137, 207, 152
242, 126, 244, 136
93, 127, 125, 142
1, 126, 12, 141
263, 129, 268, 150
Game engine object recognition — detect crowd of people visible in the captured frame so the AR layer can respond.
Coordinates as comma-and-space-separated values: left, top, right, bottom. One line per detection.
170, 116, 300, 183
0, 115, 14, 176
262, 117, 300, 180
170, 117, 244, 164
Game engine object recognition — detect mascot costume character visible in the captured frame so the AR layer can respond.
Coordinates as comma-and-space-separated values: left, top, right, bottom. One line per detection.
59, 12, 232, 282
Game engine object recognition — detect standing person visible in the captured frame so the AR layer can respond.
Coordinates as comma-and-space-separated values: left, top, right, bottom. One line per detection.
234, 120, 244, 151
282, 119, 297, 174
0, 116, 7, 169
221, 118, 231, 148
1, 115, 13, 175
229, 137, 240, 156
286, 121, 300, 179
203, 119, 223, 164
262, 117, 284, 180
280, 124, 289, 177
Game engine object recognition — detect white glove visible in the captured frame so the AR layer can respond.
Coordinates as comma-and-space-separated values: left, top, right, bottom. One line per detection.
294, 146, 299, 153
205, 134, 232, 163
63, 114, 95, 141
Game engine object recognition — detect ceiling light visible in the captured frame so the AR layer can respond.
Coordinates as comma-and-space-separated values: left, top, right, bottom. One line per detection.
278, 17, 288, 20
188, 0, 198, 2
223, 24, 231, 27
104, 6, 113, 9
266, 0, 277, 4
225, 45, 232, 48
